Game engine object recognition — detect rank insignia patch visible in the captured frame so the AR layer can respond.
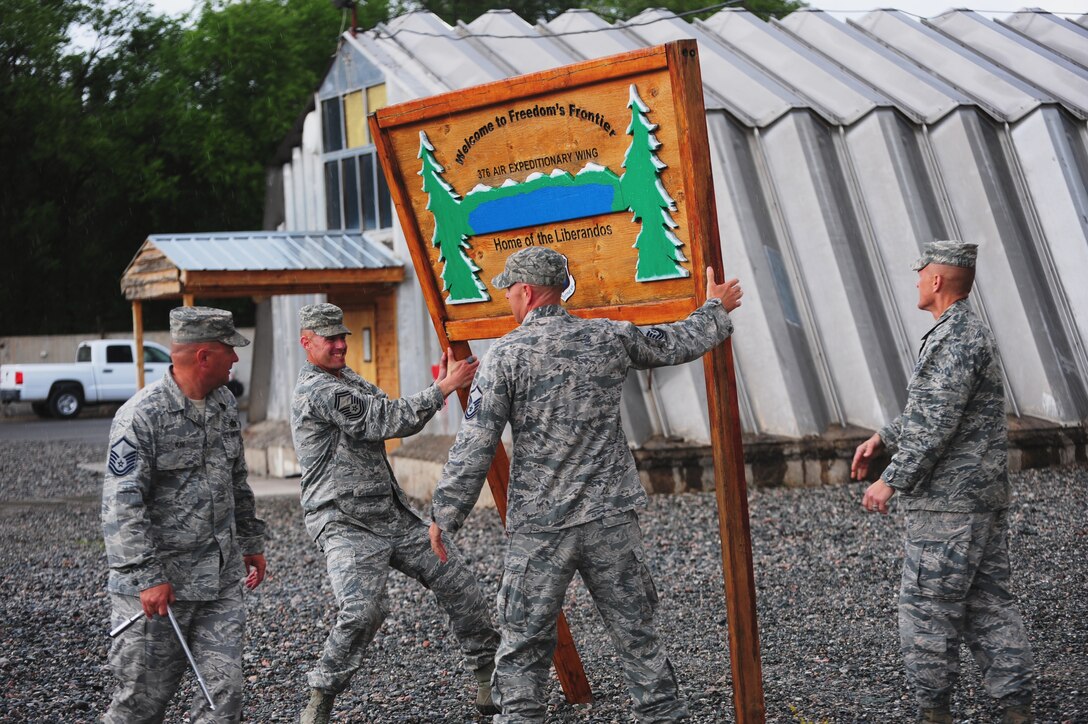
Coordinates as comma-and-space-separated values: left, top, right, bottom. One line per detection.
644, 327, 667, 342
108, 437, 138, 476
465, 384, 483, 420
335, 390, 365, 421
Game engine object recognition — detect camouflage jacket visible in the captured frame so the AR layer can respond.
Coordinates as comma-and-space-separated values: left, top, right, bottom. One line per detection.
101, 370, 265, 600
290, 362, 444, 540
432, 300, 733, 535
879, 299, 1009, 512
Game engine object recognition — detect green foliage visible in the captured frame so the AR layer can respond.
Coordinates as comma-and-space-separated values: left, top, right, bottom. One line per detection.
0, 0, 364, 334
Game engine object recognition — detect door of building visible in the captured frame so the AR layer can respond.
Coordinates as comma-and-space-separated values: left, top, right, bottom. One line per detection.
342, 305, 377, 384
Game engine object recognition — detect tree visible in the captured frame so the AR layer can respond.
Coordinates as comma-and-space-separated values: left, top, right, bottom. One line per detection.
621, 85, 688, 282
418, 132, 489, 304
0, 0, 371, 335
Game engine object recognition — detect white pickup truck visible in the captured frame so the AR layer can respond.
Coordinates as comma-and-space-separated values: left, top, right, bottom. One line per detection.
0, 339, 172, 419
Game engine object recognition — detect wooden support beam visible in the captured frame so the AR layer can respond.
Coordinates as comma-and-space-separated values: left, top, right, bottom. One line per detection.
182, 294, 195, 307
132, 301, 146, 391
667, 41, 765, 723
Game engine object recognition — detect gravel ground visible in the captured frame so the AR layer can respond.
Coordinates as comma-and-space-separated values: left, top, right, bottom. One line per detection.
0, 440, 1085, 723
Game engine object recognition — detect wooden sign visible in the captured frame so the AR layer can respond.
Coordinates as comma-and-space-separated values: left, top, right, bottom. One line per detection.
371, 41, 720, 340
372, 40, 765, 723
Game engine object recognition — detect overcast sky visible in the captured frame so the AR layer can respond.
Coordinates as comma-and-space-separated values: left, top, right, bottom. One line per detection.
144, 0, 1086, 20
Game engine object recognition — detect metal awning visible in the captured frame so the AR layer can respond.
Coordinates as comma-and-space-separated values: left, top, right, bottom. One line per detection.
120, 231, 405, 300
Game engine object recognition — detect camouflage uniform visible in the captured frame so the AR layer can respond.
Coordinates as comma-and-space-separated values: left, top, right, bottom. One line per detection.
879, 243, 1034, 712
433, 248, 733, 722
101, 308, 265, 723
290, 358, 499, 695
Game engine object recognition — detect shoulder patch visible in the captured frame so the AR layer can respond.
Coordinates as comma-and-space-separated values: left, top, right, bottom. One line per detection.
334, 389, 365, 421
108, 437, 139, 477
465, 384, 483, 420
644, 327, 667, 342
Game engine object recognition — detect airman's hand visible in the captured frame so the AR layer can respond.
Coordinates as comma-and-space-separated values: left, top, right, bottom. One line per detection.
437, 348, 479, 397
861, 479, 895, 515
140, 582, 176, 618
851, 433, 884, 481
706, 267, 743, 312
244, 553, 267, 590
429, 521, 448, 563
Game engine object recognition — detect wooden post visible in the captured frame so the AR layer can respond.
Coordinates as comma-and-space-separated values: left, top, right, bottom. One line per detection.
667, 43, 765, 723
182, 293, 195, 307
132, 300, 146, 391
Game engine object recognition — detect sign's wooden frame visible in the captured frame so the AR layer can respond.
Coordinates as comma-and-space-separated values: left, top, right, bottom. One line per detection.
370, 39, 765, 723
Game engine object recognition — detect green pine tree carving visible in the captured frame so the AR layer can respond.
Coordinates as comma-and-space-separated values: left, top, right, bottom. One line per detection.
418, 131, 489, 304
621, 85, 689, 282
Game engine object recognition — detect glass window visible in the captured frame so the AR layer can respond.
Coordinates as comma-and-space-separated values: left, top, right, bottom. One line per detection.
322, 98, 343, 152
342, 157, 360, 229
106, 345, 133, 363
76, 346, 91, 363
144, 346, 171, 363
360, 154, 377, 230
377, 159, 392, 229
323, 85, 393, 231
325, 161, 342, 229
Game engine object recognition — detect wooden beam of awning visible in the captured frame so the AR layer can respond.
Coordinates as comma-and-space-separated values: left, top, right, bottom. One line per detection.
180, 267, 404, 291
122, 267, 405, 301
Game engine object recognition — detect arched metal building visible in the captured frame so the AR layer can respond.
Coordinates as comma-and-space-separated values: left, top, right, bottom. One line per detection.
257, 8, 1088, 482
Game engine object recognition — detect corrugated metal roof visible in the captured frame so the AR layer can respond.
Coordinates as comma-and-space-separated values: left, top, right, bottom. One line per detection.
1001, 10, 1088, 69
852, 10, 1052, 123
927, 10, 1088, 119
148, 231, 402, 272
778, 10, 971, 125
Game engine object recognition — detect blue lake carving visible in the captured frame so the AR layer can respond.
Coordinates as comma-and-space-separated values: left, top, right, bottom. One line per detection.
467, 184, 617, 234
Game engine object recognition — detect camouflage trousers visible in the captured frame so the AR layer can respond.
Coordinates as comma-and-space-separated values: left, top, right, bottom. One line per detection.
899, 510, 1035, 709
494, 511, 687, 723
104, 582, 245, 723
308, 518, 499, 693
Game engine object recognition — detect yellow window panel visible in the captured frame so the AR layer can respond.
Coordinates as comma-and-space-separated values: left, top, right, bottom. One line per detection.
344, 90, 367, 148
366, 84, 387, 115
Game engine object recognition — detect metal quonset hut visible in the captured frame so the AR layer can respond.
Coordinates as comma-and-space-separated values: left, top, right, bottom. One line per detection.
265, 8, 1088, 486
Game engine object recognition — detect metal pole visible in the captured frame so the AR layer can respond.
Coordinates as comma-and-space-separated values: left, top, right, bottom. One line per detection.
167, 606, 216, 711
109, 610, 145, 639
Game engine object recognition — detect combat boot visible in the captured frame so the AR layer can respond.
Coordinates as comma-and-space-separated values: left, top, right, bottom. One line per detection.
917, 707, 952, 724
1001, 704, 1033, 723
475, 662, 500, 715
300, 688, 336, 724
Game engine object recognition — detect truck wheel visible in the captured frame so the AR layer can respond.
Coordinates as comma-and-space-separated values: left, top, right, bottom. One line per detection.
31, 402, 53, 418
48, 385, 83, 419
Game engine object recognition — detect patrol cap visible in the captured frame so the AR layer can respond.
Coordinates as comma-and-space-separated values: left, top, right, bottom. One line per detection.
169, 306, 250, 347
912, 240, 978, 271
492, 246, 569, 289
299, 303, 351, 337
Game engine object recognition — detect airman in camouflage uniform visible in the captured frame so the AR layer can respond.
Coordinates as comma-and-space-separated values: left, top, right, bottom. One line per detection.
290, 303, 500, 723
102, 307, 267, 723
429, 247, 744, 723
853, 241, 1035, 724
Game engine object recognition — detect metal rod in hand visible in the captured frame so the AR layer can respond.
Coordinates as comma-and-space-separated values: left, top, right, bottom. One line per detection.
109, 611, 146, 638
167, 605, 216, 711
